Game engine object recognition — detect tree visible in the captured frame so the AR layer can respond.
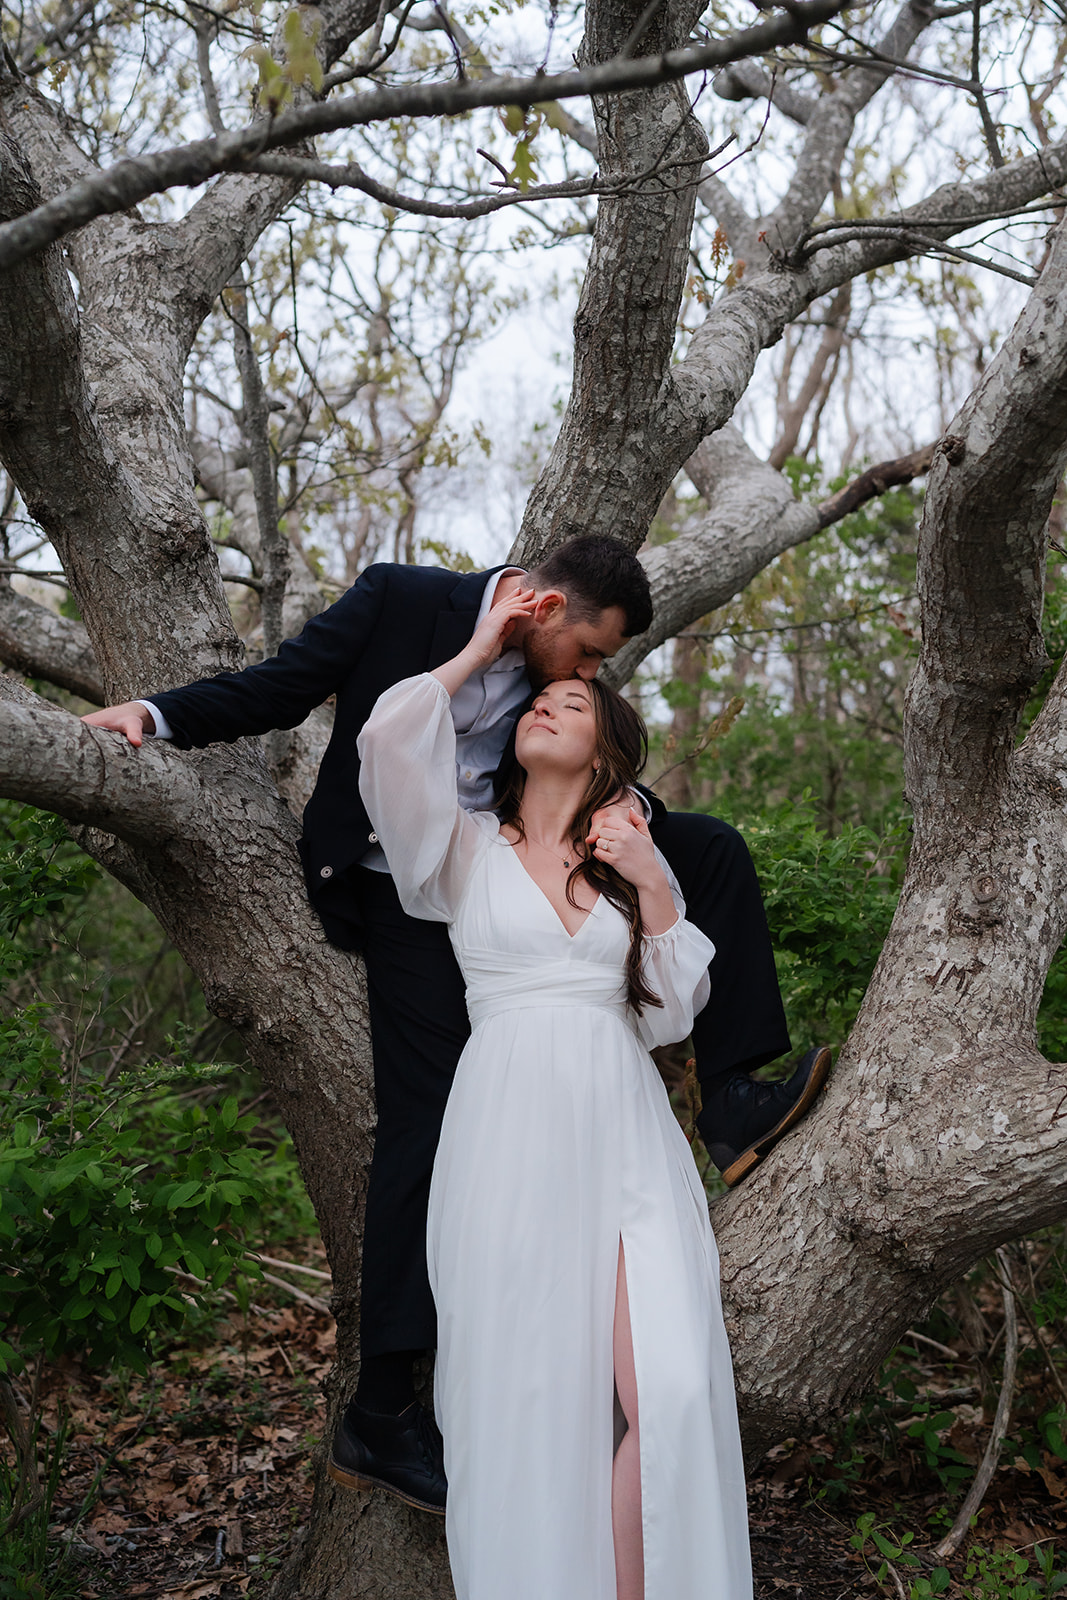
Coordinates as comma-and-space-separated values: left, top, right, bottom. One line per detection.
2, 1, 1067, 1593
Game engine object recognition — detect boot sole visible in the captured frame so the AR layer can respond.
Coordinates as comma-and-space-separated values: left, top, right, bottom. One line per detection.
721, 1047, 833, 1188
327, 1457, 446, 1516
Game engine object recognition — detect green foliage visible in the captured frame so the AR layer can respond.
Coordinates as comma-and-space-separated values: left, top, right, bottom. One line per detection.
737, 798, 909, 1052
0, 1068, 265, 1375
850, 1515, 1067, 1598
0, 808, 267, 1376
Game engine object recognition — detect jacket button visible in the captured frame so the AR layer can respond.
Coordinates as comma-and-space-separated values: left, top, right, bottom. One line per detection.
320, 865, 334, 879
368, 831, 378, 844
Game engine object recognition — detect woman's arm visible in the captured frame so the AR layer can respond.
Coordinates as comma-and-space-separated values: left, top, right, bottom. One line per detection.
430, 589, 536, 696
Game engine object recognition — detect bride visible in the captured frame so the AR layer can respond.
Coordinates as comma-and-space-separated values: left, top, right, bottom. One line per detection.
357, 587, 752, 1600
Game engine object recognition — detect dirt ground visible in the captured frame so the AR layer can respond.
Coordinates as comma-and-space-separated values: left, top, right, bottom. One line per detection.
28, 1270, 1065, 1600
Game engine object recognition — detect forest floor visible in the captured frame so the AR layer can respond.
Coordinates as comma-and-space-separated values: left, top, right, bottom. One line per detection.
27, 1242, 1067, 1600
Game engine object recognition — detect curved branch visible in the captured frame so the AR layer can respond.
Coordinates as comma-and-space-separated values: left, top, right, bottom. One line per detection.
606, 430, 937, 687
0, 0, 849, 274
0, 582, 103, 703
905, 216, 1067, 820
0, 684, 203, 842
603, 427, 820, 686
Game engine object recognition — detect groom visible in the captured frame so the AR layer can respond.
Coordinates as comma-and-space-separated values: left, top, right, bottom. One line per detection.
84, 535, 828, 1513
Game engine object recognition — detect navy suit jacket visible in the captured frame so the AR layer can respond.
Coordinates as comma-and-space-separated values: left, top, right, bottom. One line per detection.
151, 562, 517, 939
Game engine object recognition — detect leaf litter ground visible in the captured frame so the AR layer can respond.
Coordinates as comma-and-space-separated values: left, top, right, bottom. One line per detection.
26, 1242, 1067, 1600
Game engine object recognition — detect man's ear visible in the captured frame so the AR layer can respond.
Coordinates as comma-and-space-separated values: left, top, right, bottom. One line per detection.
531, 589, 567, 624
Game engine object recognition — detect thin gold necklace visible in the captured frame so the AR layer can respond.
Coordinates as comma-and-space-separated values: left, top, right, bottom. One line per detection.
516, 834, 579, 871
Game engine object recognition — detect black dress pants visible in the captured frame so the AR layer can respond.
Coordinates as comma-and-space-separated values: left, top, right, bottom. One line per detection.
344, 812, 790, 1359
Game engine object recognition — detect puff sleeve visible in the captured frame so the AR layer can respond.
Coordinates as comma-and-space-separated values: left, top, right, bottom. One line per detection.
357, 673, 491, 922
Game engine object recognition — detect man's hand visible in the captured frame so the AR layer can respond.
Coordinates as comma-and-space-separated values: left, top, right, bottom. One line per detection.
81, 701, 155, 747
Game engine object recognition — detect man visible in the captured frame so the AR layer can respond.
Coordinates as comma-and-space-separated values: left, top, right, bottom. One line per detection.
84, 536, 829, 1513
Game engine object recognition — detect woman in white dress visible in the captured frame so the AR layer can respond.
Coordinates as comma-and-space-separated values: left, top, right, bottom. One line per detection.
357, 589, 752, 1600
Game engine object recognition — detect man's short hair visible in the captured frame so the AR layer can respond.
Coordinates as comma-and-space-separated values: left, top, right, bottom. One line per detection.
528, 535, 653, 638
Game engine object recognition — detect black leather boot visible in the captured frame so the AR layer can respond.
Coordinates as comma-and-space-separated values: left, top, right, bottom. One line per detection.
700, 1045, 833, 1188
328, 1399, 447, 1514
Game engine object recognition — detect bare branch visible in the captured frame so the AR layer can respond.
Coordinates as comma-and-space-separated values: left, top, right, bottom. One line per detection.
713, 59, 815, 124
221, 274, 289, 661
605, 429, 938, 686
800, 224, 1038, 284
0, 0, 851, 273
815, 441, 937, 527
0, 580, 103, 703
970, 0, 1004, 169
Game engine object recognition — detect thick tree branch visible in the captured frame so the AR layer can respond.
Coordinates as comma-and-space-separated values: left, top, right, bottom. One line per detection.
606, 429, 937, 686
757, 1, 939, 255
0, 0, 851, 274
0, 683, 203, 841
603, 427, 821, 686
904, 218, 1067, 820
0, 580, 103, 703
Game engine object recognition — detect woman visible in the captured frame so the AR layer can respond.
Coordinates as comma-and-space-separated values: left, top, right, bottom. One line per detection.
357, 589, 752, 1600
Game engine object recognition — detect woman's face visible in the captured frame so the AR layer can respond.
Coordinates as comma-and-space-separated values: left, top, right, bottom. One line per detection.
514, 680, 598, 778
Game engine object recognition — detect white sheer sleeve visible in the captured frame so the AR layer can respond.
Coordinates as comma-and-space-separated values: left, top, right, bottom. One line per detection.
357, 673, 490, 922
636, 871, 715, 1051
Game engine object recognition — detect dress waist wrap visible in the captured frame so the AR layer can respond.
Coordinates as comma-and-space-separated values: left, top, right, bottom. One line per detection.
460, 949, 632, 1029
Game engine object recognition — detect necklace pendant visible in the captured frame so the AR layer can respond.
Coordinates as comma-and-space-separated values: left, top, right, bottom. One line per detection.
563, 858, 571, 869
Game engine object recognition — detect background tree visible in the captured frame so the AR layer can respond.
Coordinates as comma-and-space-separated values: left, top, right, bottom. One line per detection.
3, 0, 1067, 1593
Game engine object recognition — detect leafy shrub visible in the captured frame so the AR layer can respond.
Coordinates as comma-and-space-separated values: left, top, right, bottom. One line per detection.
0, 808, 264, 1375
736, 796, 909, 1052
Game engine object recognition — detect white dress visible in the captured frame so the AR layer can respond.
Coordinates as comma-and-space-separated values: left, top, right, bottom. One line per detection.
358, 674, 752, 1600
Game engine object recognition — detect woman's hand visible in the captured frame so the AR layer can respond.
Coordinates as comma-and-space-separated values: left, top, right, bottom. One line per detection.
431, 588, 537, 696
466, 588, 537, 672
589, 803, 678, 934
590, 805, 661, 891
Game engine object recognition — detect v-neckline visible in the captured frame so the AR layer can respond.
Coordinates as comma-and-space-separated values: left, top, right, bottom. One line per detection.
500, 837, 601, 942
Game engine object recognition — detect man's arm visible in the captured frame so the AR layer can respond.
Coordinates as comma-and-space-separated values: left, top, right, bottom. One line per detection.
82, 566, 391, 748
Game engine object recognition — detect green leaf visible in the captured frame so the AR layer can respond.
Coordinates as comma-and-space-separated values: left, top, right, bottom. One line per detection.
128, 1295, 155, 1334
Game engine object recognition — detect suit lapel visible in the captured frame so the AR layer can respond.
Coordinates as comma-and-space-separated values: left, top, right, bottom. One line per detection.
427, 567, 507, 669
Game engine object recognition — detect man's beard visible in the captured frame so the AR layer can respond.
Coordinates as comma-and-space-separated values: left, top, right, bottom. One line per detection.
521, 629, 565, 689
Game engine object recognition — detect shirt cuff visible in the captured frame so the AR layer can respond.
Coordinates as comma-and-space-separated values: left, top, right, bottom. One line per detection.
629, 786, 653, 822
136, 700, 173, 740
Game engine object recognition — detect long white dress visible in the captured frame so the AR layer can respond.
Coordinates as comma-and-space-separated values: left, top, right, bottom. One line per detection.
357, 674, 752, 1600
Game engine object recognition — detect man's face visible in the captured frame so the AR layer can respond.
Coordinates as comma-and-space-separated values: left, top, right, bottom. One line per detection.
520, 598, 629, 688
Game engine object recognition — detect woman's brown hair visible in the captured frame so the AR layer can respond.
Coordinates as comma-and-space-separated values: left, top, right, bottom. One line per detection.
494, 679, 664, 1015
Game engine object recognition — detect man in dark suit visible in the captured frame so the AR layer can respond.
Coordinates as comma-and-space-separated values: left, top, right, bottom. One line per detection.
84, 536, 828, 1513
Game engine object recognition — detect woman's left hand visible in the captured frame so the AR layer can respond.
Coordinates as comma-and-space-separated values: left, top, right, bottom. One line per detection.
589, 804, 663, 891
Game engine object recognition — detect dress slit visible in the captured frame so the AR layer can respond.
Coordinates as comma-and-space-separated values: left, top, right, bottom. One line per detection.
612, 1235, 644, 1600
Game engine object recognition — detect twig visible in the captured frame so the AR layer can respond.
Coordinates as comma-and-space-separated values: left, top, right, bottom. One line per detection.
164, 1264, 270, 1316
997, 1258, 1067, 1409
248, 1251, 332, 1282
259, 1271, 331, 1313
902, 1329, 961, 1362
934, 1247, 1018, 1560
970, 0, 1004, 169
886, 1561, 907, 1600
